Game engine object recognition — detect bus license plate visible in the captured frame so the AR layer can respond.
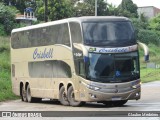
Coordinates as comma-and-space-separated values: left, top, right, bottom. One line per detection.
111, 96, 121, 101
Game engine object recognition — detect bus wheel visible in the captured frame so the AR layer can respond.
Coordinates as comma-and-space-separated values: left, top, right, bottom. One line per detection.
67, 86, 84, 107
26, 84, 34, 103
21, 85, 27, 102
59, 86, 69, 106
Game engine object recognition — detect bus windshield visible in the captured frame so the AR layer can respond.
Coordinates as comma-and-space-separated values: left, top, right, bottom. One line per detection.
82, 21, 135, 46
87, 52, 140, 83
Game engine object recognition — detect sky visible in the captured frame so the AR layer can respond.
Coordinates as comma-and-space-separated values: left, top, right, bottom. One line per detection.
107, 0, 160, 9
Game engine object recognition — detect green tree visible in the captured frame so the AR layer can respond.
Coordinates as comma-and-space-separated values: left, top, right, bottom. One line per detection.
107, 3, 118, 16
0, 3, 18, 35
48, 0, 72, 20
68, 0, 109, 17
117, 0, 138, 18
73, 1, 95, 16
35, 0, 72, 21
149, 14, 160, 31
0, 0, 36, 13
138, 29, 160, 45
139, 13, 147, 23
35, 0, 44, 21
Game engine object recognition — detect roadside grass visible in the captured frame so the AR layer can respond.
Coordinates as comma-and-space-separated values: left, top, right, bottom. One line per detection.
140, 68, 160, 83
0, 37, 18, 101
139, 44, 160, 83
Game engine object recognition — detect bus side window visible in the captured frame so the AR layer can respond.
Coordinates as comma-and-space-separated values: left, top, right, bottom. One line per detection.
49, 26, 59, 45
28, 62, 45, 78
22, 31, 29, 48
12, 32, 22, 49
69, 22, 82, 44
56, 61, 72, 78
58, 23, 70, 47
62, 23, 70, 47
79, 61, 85, 77
45, 61, 53, 78
11, 33, 17, 49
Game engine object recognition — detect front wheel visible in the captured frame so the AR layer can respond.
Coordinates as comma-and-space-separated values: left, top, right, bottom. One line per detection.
67, 86, 85, 107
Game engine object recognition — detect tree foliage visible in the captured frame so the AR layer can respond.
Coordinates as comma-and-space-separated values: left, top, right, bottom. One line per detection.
73, 0, 94, 16
0, 2, 18, 35
36, 0, 72, 21
48, 0, 72, 20
117, 0, 138, 18
107, 3, 118, 16
0, 0, 36, 13
73, 0, 108, 16
138, 29, 160, 45
149, 14, 160, 31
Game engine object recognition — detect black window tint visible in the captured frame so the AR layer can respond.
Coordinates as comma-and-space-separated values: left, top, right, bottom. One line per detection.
57, 23, 70, 46
49, 25, 61, 45
79, 61, 85, 77
89, 53, 114, 78
62, 23, 70, 46
11, 33, 20, 49
44, 61, 53, 78
21, 32, 28, 48
29, 61, 45, 78
60, 61, 72, 78
82, 21, 135, 46
11, 23, 70, 49
70, 22, 82, 43
28, 60, 71, 78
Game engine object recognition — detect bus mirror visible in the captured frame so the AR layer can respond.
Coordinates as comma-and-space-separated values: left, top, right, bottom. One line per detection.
144, 55, 149, 62
137, 42, 149, 62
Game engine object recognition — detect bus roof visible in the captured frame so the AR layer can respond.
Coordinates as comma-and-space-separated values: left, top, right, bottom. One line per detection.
12, 16, 130, 33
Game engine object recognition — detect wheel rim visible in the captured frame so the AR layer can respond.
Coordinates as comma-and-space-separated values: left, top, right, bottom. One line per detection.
62, 91, 67, 101
70, 91, 75, 102
22, 86, 26, 101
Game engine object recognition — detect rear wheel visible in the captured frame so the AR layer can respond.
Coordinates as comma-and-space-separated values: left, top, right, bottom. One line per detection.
26, 84, 34, 103
59, 86, 69, 106
21, 85, 27, 102
67, 86, 85, 107
103, 100, 128, 107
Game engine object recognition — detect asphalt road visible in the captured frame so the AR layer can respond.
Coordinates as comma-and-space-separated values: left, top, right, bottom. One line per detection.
0, 81, 160, 120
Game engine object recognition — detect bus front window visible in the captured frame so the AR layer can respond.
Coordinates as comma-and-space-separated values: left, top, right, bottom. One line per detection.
82, 21, 135, 47
87, 52, 140, 83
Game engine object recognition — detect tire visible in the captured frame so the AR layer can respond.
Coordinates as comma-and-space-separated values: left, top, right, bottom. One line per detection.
59, 86, 69, 106
21, 85, 27, 102
67, 86, 85, 107
103, 100, 128, 107
26, 84, 41, 103
26, 84, 34, 103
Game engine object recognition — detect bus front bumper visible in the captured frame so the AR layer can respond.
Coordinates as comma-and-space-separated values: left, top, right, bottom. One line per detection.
79, 87, 141, 102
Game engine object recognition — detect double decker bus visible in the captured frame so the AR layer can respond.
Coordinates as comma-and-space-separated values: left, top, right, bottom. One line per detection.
11, 16, 148, 107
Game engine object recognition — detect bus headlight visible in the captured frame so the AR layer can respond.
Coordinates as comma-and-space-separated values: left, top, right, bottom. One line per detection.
86, 84, 101, 91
